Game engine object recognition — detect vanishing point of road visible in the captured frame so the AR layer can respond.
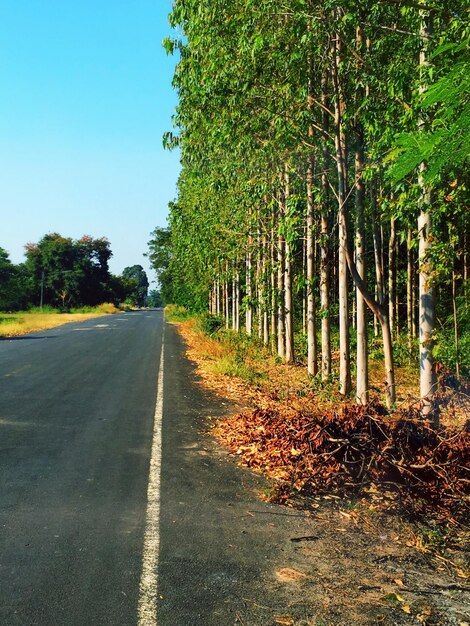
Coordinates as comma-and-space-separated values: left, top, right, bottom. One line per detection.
0, 309, 319, 625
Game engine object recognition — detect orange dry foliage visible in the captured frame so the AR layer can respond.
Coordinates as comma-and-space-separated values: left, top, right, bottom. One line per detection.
174, 319, 470, 522
217, 400, 470, 521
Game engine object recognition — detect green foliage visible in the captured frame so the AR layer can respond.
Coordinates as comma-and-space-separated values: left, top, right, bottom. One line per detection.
0, 234, 148, 312
122, 265, 149, 307
146, 226, 173, 305
0, 248, 32, 311
68, 306, 98, 313
147, 289, 163, 308
164, 304, 192, 322
0, 315, 20, 325
434, 295, 470, 376
27, 305, 58, 314
388, 38, 470, 183
196, 313, 224, 337
23, 233, 114, 310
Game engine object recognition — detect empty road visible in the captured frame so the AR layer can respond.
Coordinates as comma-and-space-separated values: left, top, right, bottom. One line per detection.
0, 310, 320, 625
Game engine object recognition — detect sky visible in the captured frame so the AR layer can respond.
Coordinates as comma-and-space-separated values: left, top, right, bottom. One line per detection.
0, 0, 180, 283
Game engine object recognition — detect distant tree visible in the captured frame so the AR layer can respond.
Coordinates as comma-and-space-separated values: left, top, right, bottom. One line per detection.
0, 248, 17, 310
122, 265, 149, 307
24, 233, 113, 309
146, 226, 173, 304
0, 249, 33, 311
147, 289, 163, 308
76, 235, 113, 305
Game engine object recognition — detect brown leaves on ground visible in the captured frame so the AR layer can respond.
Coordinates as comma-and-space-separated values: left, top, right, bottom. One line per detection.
275, 567, 310, 582
217, 400, 470, 523
172, 318, 469, 522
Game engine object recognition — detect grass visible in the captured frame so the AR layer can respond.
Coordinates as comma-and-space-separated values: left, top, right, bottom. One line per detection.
0, 303, 122, 337
165, 303, 194, 322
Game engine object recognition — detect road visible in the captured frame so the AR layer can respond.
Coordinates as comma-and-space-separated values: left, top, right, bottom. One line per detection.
0, 310, 320, 625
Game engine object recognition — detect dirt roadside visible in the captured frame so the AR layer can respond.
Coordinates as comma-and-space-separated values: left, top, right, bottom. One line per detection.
171, 318, 469, 626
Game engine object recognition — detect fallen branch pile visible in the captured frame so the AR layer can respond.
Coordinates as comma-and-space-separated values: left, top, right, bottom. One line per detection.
217, 400, 470, 521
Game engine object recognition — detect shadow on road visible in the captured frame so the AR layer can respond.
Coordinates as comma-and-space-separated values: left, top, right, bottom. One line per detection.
0, 336, 57, 341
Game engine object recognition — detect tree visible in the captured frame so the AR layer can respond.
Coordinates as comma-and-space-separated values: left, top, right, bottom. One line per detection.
387, 8, 469, 420
147, 226, 173, 305
122, 265, 149, 307
0, 248, 22, 310
147, 289, 163, 308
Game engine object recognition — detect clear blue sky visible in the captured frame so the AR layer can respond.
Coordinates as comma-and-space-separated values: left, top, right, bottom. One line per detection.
0, 0, 180, 282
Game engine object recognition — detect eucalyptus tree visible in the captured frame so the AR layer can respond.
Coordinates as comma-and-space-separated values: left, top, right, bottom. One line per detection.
387, 1, 469, 419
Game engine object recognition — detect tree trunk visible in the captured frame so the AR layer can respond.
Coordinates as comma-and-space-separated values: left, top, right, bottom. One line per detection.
320, 69, 331, 380
332, 34, 351, 396
232, 264, 237, 331
418, 199, 436, 416
235, 269, 240, 333
336, 168, 396, 407
262, 233, 269, 346
373, 285, 379, 337
246, 245, 253, 335
302, 224, 307, 335
464, 233, 468, 310
306, 155, 318, 376
395, 233, 400, 338
388, 216, 396, 338
226, 261, 231, 328
355, 119, 368, 404
284, 168, 295, 364
379, 311, 395, 409
412, 264, 418, 339
320, 210, 331, 380
418, 10, 437, 422
407, 228, 413, 351
215, 278, 220, 315
271, 215, 277, 353
257, 225, 263, 339
223, 277, 229, 328
452, 267, 460, 379
277, 193, 286, 360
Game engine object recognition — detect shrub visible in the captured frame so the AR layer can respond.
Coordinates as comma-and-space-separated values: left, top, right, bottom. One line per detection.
69, 306, 96, 314
196, 313, 224, 337
27, 305, 58, 314
97, 302, 120, 314
164, 304, 192, 321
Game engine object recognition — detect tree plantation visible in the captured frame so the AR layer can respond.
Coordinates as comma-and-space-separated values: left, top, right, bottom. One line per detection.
150, 0, 469, 419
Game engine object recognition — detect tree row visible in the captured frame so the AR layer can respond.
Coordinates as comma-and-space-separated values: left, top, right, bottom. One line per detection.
150, 0, 469, 419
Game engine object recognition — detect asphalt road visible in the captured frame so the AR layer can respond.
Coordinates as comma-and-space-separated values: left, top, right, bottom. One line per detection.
0, 310, 321, 625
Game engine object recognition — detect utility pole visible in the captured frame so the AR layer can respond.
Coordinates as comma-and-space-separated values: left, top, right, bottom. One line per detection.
40, 270, 45, 309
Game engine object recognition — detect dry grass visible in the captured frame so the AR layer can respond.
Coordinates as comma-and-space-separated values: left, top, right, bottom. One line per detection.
0, 305, 119, 337
172, 318, 469, 430
176, 318, 423, 400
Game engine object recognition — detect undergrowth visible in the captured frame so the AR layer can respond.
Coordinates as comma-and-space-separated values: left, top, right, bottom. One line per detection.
165, 304, 193, 322
170, 309, 469, 526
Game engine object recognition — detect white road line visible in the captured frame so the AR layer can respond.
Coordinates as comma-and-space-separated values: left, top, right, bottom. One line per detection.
138, 335, 164, 626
